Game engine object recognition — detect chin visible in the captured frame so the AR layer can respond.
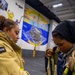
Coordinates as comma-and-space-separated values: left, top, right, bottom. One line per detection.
15, 41, 17, 43
14, 40, 17, 43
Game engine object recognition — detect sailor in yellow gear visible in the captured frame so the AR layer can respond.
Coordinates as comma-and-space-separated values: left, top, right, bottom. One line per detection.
0, 15, 30, 75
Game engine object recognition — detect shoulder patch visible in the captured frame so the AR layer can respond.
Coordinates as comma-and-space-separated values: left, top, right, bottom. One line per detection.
0, 47, 6, 53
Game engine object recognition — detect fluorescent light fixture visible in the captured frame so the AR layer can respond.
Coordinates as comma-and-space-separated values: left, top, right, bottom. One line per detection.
53, 3, 63, 8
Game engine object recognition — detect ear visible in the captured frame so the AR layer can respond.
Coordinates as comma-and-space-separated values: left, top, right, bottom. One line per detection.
3, 27, 9, 32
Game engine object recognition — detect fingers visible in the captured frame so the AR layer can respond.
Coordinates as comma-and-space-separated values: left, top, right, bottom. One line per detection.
66, 57, 72, 69
46, 49, 53, 57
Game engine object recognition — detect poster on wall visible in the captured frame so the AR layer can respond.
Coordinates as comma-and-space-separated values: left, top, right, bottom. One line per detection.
0, 0, 24, 24
21, 4, 50, 47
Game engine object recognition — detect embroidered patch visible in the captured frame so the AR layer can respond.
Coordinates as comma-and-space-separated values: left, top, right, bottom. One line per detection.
0, 47, 6, 53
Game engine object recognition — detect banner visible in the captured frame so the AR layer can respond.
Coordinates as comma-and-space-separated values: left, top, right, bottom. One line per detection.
21, 6, 50, 46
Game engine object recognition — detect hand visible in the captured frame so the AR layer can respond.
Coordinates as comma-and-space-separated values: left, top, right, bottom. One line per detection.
66, 57, 72, 69
46, 49, 53, 57
22, 58, 25, 64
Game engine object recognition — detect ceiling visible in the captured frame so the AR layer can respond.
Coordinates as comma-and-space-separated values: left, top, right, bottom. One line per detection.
26, 0, 61, 23
26, 0, 75, 23
40, 0, 75, 21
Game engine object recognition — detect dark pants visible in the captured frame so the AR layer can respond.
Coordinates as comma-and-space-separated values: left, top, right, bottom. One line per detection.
45, 56, 48, 72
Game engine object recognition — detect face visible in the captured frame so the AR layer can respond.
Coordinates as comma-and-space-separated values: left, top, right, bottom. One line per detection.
6, 25, 20, 43
53, 37, 73, 53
